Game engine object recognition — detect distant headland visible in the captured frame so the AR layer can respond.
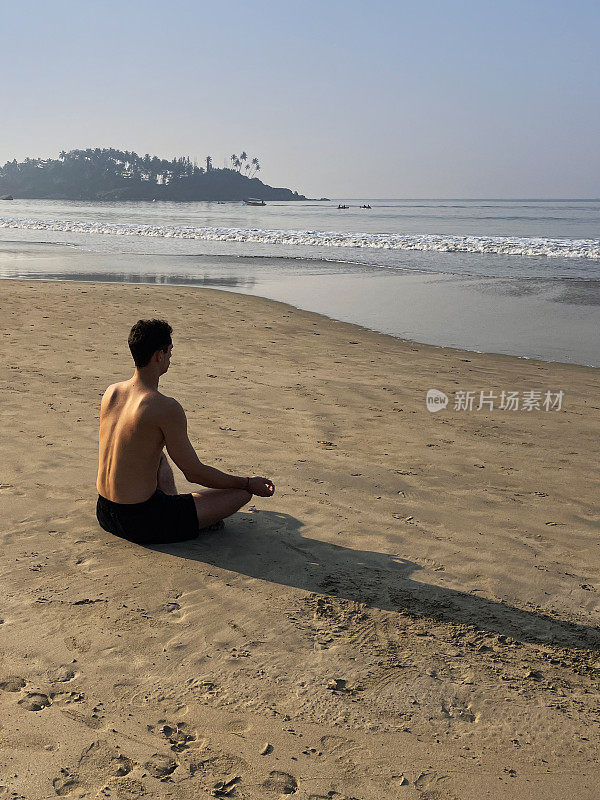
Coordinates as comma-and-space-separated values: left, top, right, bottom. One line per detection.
0, 148, 308, 202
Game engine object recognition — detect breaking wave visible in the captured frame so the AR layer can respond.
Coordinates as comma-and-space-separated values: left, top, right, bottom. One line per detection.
1, 216, 600, 259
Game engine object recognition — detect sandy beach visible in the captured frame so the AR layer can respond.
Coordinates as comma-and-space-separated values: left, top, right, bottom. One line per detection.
1, 278, 599, 800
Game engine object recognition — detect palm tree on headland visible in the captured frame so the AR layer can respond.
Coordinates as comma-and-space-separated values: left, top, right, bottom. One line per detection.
230, 154, 237, 170
239, 151, 247, 172
249, 157, 260, 178
206, 155, 212, 172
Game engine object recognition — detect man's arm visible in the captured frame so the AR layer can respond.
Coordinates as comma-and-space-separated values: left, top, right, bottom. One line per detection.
161, 399, 249, 490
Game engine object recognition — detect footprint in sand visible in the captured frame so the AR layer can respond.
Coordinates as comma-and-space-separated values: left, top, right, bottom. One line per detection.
18, 691, 52, 711
0, 676, 26, 692
144, 753, 179, 779
51, 690, 85, 706
319, 733, 366, 767
109, 754, 134, 777
62, 741, 135, 794
159, 721, 197, 752
261, 771, 298, 795
212, 775, 242, 797
414, 770, 448, 790
47, 666, 77, 683
441, 700, 477, 723
222, 717, 252, 735
52, 769, 79, 796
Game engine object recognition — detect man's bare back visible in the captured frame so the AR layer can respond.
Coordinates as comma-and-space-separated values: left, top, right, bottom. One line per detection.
96, 319, 274, 544
97, 378, 173, 503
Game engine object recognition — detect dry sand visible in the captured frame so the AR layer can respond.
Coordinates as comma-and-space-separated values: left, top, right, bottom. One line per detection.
1, 279, 599, 800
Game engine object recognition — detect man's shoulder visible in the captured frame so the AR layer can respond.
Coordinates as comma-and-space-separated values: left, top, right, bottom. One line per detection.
157, 392, 185, 415
145, 393, 186, 434
101, 380, 127, 404
148, 391, 184, 418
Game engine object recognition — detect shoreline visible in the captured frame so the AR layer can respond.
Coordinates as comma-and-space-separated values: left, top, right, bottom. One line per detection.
1, 239, 600, 368
1, 273, 599, 372
1, 279, 599, 798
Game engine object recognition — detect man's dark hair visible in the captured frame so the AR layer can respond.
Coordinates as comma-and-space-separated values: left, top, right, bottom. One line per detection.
128, 319, 173, 368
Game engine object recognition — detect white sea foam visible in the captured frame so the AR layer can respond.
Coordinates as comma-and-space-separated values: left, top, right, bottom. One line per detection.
1, 216, 599, 259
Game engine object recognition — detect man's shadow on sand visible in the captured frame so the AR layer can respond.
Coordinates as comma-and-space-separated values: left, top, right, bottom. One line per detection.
150, 509, 599, 653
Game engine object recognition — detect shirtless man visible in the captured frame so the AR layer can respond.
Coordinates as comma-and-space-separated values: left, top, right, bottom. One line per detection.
96, 318, 275, 544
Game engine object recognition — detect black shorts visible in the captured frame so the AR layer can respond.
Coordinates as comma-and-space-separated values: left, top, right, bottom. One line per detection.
96, 489, 200, 545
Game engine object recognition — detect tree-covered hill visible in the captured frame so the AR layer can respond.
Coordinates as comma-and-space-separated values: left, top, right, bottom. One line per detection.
0, 148, 307, 201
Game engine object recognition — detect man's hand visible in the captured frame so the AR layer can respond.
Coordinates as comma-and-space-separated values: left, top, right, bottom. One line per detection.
249, 477, 275, 497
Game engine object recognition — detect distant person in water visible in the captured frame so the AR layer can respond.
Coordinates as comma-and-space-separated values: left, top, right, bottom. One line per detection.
96, 319, 275, 545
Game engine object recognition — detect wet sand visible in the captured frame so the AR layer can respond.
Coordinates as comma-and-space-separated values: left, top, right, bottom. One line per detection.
1, 240, 600, 366
1, 279, 599, 799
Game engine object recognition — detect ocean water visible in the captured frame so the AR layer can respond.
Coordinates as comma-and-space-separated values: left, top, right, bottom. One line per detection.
1, 198, 599, 365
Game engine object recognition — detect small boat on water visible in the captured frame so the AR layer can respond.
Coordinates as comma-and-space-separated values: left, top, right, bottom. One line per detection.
1, 195, 14, 201
337, 204, 349, 209
243, 198, 266, 206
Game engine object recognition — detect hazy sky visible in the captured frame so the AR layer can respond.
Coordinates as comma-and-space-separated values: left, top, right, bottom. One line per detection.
1, 0, 598, 197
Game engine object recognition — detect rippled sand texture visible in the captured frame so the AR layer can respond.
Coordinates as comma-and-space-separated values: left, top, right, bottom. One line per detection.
1, 280, 599, 799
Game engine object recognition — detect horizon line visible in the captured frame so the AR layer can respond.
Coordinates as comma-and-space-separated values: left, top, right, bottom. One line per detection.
328, 197, 600, 202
